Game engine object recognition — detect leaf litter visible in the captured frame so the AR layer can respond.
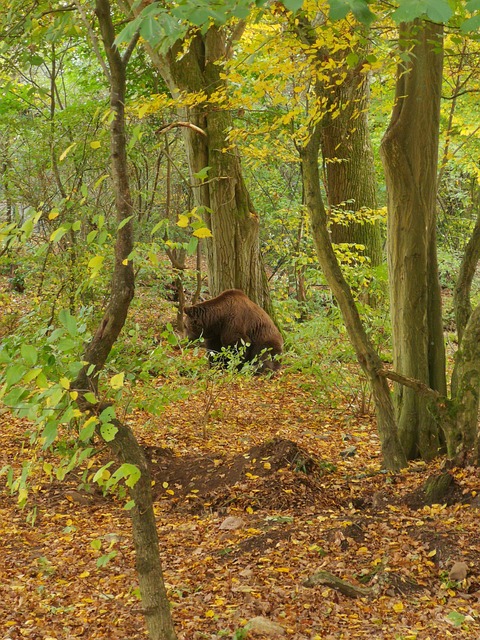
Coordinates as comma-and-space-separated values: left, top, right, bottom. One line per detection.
1, 285, 480, 638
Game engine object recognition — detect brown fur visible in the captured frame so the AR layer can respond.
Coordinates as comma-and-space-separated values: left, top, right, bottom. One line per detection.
184, 289, 283, 372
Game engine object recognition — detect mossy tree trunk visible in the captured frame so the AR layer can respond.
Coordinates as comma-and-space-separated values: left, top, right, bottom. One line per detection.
380, 20, 446, 460
294, 17, 382, 267
320, 48, 383, 267
136, 22, 272, 312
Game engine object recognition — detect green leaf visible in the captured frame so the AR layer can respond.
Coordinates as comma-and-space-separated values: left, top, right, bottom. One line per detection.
90, 538, 102, 551
124, 500, 135, 510
118, 215, 133, 230
96, 551, 117, 568
42, 421, 58, 448
49, 226, 69, 243
186, 236, 199, 256
3, 387, 29, 408
84, 392, 97, 404
283, 0, 304, 11
466, 0, 480, 10
461, 14, 480, 31
391, 0, 451, 23
57, 338, 77, 352
58, 309, 78, 337
446, 611, 466, 627
193, 166, 211, 180
21, 345, 37, 366
6, 363, 27, 387
99, 405, 116, 423
139, 14, 163, 43
79, 420, 97, 442
423, 0, 452, 22
107, 463, 141, 489
100, 422, 118, 442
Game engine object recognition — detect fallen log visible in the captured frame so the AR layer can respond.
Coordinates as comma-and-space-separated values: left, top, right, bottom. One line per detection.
302, 570, 374, 598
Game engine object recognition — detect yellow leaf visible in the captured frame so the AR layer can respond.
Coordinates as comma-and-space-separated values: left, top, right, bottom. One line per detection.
205, 610, 215, 618
79, 571, 90, 578
122, 259, 129, 265
162, 482, 169, 489
48, 211, 60, 220
90, 141, 101, 149
393, 602, 404, 612
275, 567, 290, 573
110, 372, 124, 390
263, 462, 271, 470
59, 377, 70, 389
70, 391, 78, 400
177, 214, 189, 228
193, 226, 213, 238
246, 506, 254, 514
427, 549, 437, 557
59, 142, 77, 162
166, 489, 175, 495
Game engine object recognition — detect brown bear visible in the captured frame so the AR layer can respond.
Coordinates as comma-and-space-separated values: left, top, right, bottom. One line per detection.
184, 289, 283, 372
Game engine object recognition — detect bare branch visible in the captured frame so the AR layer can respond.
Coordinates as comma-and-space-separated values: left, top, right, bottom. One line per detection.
156, 121, 207, 137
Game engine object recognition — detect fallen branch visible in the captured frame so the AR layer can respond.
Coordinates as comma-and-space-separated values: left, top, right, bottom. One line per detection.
302, 570, 374, 598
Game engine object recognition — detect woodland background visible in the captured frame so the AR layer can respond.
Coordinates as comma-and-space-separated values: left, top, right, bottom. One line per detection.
1, 1, 480, 639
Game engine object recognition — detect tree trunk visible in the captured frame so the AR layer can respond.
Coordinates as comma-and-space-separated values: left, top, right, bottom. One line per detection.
134, 20, 272, 312
299, 126, 406, 472
448, 304, 480, 464
320, 52, 383, 267
453, 209, 480, 345
73, 3, 177, 638
380, 20, 446, 460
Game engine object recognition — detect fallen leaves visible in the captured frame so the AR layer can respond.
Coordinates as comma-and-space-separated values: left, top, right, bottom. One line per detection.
2, 362, 480, 638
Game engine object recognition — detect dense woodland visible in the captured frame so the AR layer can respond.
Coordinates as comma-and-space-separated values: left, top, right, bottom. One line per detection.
1, 0, 480, 638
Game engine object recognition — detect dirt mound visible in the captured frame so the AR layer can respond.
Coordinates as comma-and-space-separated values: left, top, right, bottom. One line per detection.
144, 437, 332, 513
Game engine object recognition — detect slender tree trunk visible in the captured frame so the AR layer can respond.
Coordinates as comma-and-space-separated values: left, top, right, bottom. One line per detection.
380, 20, 446, 460
299, 126, 406, 472
131, 18, 272, 312
453, 209, 480, 345
73, 3, 177, 638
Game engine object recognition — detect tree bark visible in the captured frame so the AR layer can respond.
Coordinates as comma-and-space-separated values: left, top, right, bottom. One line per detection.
445, 303, 480, 462
380, 20, 446, 460
299, 126, 406, 472
294, 17, 382, 267
320, 51, 383, 267
453, 209, 480, 345
73, 3, 177, 638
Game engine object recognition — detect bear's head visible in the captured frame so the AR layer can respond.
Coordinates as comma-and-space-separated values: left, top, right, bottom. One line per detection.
184, 306, 203, 341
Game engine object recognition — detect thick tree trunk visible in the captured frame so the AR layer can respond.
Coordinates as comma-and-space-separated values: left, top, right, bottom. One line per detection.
300, 127, 406, 472
320, 57, 383, 267
73, 3, 178, 638
380, 20, 446, 460
136, 22, 272, 312
445, 303, 480, 461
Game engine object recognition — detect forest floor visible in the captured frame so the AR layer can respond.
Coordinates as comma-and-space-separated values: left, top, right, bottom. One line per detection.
2, 283, 480, 639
